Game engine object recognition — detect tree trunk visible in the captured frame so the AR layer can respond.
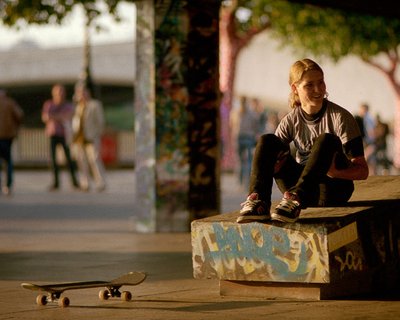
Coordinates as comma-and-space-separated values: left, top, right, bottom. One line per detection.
219, 4, 270, 171
220, 34, 240, 171
365, 56, 400, 171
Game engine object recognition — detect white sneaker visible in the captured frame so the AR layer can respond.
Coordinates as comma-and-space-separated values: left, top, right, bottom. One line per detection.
236, 193, 271, 223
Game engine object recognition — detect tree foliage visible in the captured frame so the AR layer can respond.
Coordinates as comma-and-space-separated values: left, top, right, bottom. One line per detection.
229, 0, 272, 37
0, 0, 129, 27
267, 0, 400, 63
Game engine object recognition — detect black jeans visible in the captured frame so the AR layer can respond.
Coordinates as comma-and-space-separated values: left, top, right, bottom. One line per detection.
0, 139, 13, 188
249, 133, 354, 207
49, 136, 79, 187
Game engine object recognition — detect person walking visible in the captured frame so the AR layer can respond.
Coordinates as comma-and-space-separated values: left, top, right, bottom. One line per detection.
249, 97, 268, 138
42, 84, 80, 191
357, 103, 377, 175
0, 90, 24, 196
374, 114, 391, 174
235, 96, 259, 188
236, 58, 369, 223
72, 83, 106, 192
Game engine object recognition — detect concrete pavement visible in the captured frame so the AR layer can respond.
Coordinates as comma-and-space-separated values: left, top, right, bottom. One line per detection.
0, 169, 399, 319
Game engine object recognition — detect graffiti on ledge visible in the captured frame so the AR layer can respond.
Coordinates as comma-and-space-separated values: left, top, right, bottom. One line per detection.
192, 222, 330, 283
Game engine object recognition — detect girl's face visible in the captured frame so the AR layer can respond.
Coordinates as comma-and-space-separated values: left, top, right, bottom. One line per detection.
292, 69, 326, 111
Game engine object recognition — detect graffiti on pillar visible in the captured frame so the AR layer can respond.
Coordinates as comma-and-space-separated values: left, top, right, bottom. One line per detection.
186, 2, 221, 219
192, 222, 330, 283
153, 0, 221, 229
155, 0, 190, 231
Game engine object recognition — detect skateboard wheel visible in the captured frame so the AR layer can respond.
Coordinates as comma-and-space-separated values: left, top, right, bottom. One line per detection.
121, 291, 132, 302
99, 289, 110, 300
58, 297, 70, 308
36, 294, 47, 306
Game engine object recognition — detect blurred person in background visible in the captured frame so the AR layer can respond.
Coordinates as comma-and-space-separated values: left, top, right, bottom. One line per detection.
357, 103, 376, 175
0, 89, 24, 196
249, 97, 268, 138
374, 114, 391, 174
235, 96, 259, 188
72, 83, 106, 192
42, 84, 80, 191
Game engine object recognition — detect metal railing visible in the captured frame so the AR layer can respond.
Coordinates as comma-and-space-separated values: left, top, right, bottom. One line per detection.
12, 128, 134, 168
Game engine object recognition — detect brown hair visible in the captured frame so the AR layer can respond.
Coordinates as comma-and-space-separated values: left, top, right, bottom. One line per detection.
288, 58, 324, 109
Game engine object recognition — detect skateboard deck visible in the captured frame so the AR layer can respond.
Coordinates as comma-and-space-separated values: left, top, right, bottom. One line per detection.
21, 271, 146, 307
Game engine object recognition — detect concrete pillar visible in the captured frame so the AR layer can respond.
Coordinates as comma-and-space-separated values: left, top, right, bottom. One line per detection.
186, 1, 221, 222
134, 1, 157, 232
134, 0, 220, 232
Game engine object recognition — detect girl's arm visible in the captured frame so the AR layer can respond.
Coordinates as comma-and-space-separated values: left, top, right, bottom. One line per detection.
327, 154, 369, 180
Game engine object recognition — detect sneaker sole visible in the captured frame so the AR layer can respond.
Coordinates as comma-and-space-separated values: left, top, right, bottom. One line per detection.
270, 212, 298, 223
236, 215, 271, 223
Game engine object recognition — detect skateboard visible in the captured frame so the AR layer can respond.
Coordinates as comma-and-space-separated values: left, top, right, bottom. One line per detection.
21, 271, 146, 307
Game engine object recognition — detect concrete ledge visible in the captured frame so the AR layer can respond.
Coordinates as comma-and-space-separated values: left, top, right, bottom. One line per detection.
191, 176, 400, 299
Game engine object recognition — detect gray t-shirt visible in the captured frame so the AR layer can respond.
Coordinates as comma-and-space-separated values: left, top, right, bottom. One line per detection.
275, 100, 361, 165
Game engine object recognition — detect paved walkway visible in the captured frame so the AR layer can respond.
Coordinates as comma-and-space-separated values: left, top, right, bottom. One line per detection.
0, 169, 399, 319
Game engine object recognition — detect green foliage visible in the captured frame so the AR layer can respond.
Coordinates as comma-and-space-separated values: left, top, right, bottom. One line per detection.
233, 0, 272, 35
267, 0, 400, 62
5, 0, 400, 64
223, 0, 400, 63
1, 0, 130, 27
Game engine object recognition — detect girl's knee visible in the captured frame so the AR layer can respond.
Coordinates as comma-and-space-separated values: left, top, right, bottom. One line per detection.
315, 133, 341, 149
317, 133, 339, 142
258, 134, 284, 148
258, 133, 275, 143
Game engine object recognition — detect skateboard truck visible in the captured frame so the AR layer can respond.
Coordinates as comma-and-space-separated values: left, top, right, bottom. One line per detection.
36, 292, 70, 308
98, 285, 132, 302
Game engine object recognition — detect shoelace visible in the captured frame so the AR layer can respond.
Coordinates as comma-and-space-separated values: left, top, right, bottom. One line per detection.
277, 198, 299, 211
241, 198, 260, 209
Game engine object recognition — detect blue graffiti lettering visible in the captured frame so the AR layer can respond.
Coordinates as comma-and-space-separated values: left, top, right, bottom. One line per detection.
209, 224, 309, 281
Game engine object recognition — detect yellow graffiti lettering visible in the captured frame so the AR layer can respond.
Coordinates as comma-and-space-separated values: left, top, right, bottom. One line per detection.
334, 251, 363, 272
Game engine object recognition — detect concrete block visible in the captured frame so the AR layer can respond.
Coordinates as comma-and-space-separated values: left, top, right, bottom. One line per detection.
191, 176, 400, 299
